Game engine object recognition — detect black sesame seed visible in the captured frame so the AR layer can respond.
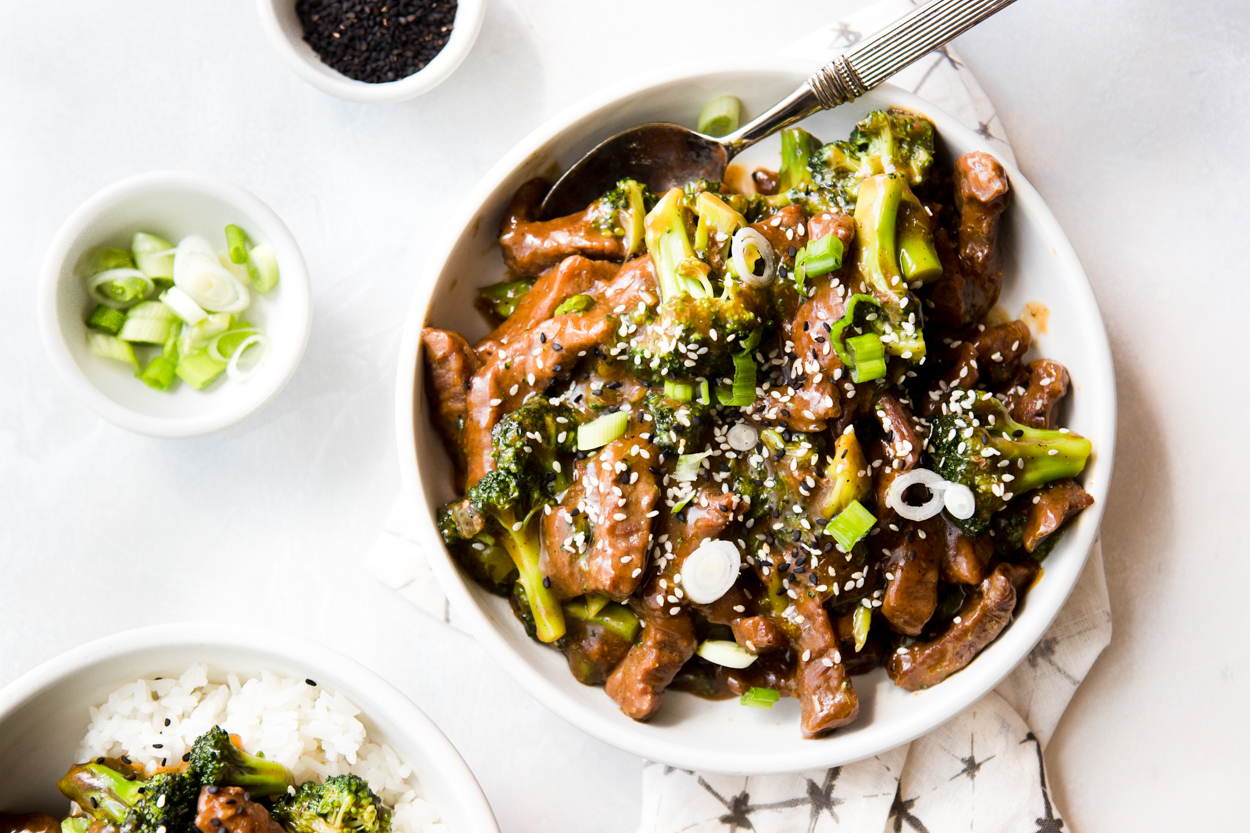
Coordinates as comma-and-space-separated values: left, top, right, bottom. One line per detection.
97, 757, 106, 765
164, 718, 171, 727
295, 0, 458, 84
306, 678, 317, 686
542, 576, 551, 589
182, 753, 191, 762
153, 743, 163, 749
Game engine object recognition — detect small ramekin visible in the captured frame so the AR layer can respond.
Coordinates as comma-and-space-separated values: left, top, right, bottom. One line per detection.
256, 0, 485, 103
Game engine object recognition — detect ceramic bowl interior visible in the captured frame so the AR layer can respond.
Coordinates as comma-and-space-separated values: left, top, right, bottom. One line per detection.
0, 625, 498, 832
256, 0, 485, 103
396, 58, 1116, 774
39, 171, 312, 438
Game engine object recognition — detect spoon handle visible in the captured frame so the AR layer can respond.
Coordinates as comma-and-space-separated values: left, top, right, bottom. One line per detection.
724, 0, 1019, 151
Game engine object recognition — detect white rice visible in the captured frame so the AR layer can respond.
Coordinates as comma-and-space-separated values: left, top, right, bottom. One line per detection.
77, 665, 447, 833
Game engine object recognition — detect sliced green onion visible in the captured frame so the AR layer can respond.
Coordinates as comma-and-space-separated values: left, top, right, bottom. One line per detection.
125, 300, 178, 322
86, 331, 138, 370
141, 356, 178, 391
160, 287, 208, 325
671, 490, 697, 514
739, 687, 781, 710
225, 224, 251, 264
760, 428, 785, 452
555, 294, 594, 316
664, 380, 693, 402
75, 247, 134, 277
225, 333, 270, 382
179, 312, 233, 355
738, 328, 763, 354
131, 232, 175, 281
852, 605, 872, 653
697, 639, 757, 669
729, 352, 758, 406
697, 379, 711, 405
577, 410, 628, 451
86, 305, 126, 335
697, 95, 741, 138
246, 242, 280, 294
673, 450, 713, 482
478, 279, 533, 320
795, 234, 845, 289
87, 268, 154, 309
117, 316, 173, 344
847, 332, 887, 383
174, 235, 250, 313
827, 499, 876, 551
207, 327, 259, 363
175, 348, 227, 390
163, 320, 182, 362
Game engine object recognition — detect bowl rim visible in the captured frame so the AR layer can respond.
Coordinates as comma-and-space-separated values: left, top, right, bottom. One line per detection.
394, 56, 1117, 773
0, 622, 500, 833
37, 169, 313, 439
255, 0, 486, 103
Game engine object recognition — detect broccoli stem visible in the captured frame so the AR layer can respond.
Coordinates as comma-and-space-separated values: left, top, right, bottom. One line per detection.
897, 190, 942, 284
498, 507, 566, 643
779, 128, 820, 191
854, 173, 926, 359
817, 430, 871, 519
646, 189, 711, 302
986, 424, 1093, 493
692, 191, 745, 255
57, 763, 144, 824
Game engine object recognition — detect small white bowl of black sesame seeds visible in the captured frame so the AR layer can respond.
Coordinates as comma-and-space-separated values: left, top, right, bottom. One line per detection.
257, 0, 484, 103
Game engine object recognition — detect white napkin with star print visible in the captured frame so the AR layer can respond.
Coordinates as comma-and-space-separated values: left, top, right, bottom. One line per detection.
367, 1, 1113, 830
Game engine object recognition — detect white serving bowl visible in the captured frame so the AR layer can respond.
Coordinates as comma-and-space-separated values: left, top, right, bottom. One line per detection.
256, 0, 484, 103
38, 171, 313, 439
394, 58, 1117, 774
0, 624, 499, 832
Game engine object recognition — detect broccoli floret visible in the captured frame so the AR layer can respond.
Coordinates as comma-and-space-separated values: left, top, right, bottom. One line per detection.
928, 390, 1092, 535
475, 278, 533, 324
270, 774, 392, 833
853, 173, 927, 360
811, 109, 936, 205
641, 390, 708, 454
586, 178, 653, 256
56, 762, 198, 833
441, 397, 577, 643
188, 726, 294, 796
627, 284, 764, 381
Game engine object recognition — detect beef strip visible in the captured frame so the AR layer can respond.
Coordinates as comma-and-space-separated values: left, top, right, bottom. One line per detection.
541, 437, 659, 600
421, 328, 482, 491
971, 320, 1032, 386
831, 608, 888, 675
195, 786, 284, 833
871, 392, 923, 525
887, 561, 1036, 691
1023, 479, 1094, 552
563, 612, 636, 686
732, 615, 789, 654
640, 490, 749, 622
499, 178, 626, 276
881, 519, 942, 635
605, 604, 696, 720
463, 255, 658, 486
752, 168, 780, 195
792, 593, 859, 737
759, 273, 849, 432
924, 152, 1010, 327
938, 514, 994, 585
751, 204, 808, 268
913, 338, 979, 417
1009, 358, 1070, 429
475, 255, 617, 362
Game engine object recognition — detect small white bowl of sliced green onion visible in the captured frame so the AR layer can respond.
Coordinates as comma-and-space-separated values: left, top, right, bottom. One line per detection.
38, 171, 311, 438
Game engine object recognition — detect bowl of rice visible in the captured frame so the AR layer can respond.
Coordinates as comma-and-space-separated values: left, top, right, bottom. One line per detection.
0, 624, 498, 833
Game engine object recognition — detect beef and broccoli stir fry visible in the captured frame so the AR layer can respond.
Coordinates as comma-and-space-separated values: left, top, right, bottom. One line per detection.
0, 727, 391, 833
422, 108, 1095, 737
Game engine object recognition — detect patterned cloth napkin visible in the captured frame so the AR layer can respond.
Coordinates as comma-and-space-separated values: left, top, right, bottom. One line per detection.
369, 2, 1112, 829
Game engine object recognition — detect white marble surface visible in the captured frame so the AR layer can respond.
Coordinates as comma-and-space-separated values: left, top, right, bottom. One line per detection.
1, 1, 1245, 830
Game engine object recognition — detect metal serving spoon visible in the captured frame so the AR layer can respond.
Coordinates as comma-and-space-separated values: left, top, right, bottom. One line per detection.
539, 0, 1019, 219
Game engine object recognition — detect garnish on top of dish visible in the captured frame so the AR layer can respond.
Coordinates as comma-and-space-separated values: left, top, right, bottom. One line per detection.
0, 666, 445, 833
420, 100, 1095, 738
80, 224, 278, 391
